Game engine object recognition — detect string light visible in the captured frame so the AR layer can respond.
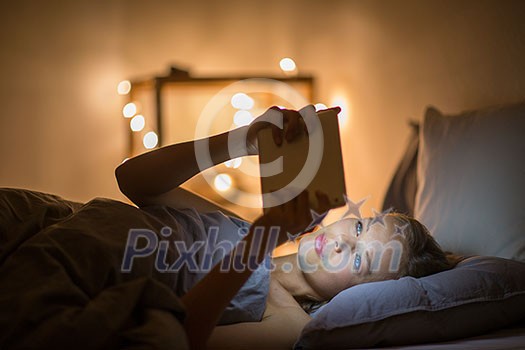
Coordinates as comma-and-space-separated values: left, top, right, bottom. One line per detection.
231, 93, 254, 110
314, 103, 328, 111
233, 110, 253, 127
143, 131, 158, 149
214, 173, 233, 192
122, 102, 137, 118
225, 158, 242, 168
279, 57, 297, 72
130, 115, 145, 132
117, 80, 131, 95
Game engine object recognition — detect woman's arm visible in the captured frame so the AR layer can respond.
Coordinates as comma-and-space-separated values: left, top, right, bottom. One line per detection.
208, 306, 311, 350
181, 191, 314, 350
151, 187, 246, 220
115, 107, 296, 207
115, 107, 312, 207
115, 127, 249, 207
208, 279, 312, 349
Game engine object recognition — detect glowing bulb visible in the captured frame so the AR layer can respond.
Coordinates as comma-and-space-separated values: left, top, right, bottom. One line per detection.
279, 57, 297, 72
117, 80, 131, 95
122, 102, 137, 118
231, 93, 254, 110
214, 173, 232, 192
314, 103, 328, 111
225, 158, 242, 169
233, 110, 253, 127
130, 114, 145, 132
143, 131, 158, 149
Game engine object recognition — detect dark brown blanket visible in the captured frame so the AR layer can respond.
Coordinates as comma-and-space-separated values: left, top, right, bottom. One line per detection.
0, 188, 188, 349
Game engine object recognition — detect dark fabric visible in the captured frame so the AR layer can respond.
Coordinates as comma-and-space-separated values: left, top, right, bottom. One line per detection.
0, 187, 270, 349
382, 121, 419, 216
0, 190, 188, 349
0, 187, 82, 265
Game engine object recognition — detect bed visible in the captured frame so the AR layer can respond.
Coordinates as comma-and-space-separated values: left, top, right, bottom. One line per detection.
1, 101, 524, 349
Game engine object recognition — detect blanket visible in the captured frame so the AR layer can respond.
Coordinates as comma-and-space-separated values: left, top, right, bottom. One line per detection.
0, 188, 190, 349
0, 187, 270, 349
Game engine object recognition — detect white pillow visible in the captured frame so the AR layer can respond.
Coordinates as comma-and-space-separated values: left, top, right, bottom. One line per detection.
415, 102, 525, 260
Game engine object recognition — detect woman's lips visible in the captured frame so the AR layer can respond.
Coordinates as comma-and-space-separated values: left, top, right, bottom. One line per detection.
315, 233, 326, 257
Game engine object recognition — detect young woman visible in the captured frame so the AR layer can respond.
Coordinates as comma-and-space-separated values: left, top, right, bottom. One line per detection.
115, 106, 452, 349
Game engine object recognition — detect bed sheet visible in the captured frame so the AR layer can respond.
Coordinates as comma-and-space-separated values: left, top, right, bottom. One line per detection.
361, 322, 525, 350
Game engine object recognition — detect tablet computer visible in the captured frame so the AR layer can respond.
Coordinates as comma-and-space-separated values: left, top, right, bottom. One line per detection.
257, 108, 347, 214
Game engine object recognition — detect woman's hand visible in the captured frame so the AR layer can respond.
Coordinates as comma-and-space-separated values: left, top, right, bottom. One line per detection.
245, 106, 309, 155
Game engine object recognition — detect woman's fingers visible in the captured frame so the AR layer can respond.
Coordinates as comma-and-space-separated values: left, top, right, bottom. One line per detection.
269, 107, 305, 145
250, 106, 312, 149
271, 124, 283, 146
282, 109, 303, 142
268, 106, 283, 146
251, 105, 342, 151
269, 108, 304, 145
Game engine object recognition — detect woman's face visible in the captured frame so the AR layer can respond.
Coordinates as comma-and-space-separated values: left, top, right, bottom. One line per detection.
297, 214, 409, 299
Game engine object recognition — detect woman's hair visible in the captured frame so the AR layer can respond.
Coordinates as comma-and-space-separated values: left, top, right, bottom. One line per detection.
391, 213, 455, 278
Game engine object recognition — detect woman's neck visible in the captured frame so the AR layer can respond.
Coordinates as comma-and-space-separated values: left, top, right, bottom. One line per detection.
271, 254, 323, 302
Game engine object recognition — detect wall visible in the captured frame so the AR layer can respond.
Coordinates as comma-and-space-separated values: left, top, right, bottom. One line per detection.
0, 1, 125, 202
1, 0, 524, 216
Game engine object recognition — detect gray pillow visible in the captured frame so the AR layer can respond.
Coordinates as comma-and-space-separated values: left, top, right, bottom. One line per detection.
294, 256, 525, 349
382, 121, 419, 216
414, 103, 525, 260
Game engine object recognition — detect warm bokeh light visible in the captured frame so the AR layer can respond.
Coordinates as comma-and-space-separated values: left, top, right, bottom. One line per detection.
122, 102, 137, 118
233, 110, 253, 127
143, 131, 158, 149
225, 157, 242, 169
231, 93, 254, 110
330, 95, 350, 126
279, 57, 297, 72
130, 114, 145, 132
214, 173, 233, 192
314, 103, 328, 111
117, 80, 131, 95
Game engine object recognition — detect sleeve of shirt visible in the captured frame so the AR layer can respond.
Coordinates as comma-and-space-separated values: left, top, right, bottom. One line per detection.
197, 210, 271, 325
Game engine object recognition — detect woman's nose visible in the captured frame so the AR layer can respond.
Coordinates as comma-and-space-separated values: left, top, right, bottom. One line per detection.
334, 234, 357, 253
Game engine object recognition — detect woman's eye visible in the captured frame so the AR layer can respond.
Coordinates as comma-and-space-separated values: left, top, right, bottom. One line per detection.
355, 221, 363, 237
354, 253, 361, 270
